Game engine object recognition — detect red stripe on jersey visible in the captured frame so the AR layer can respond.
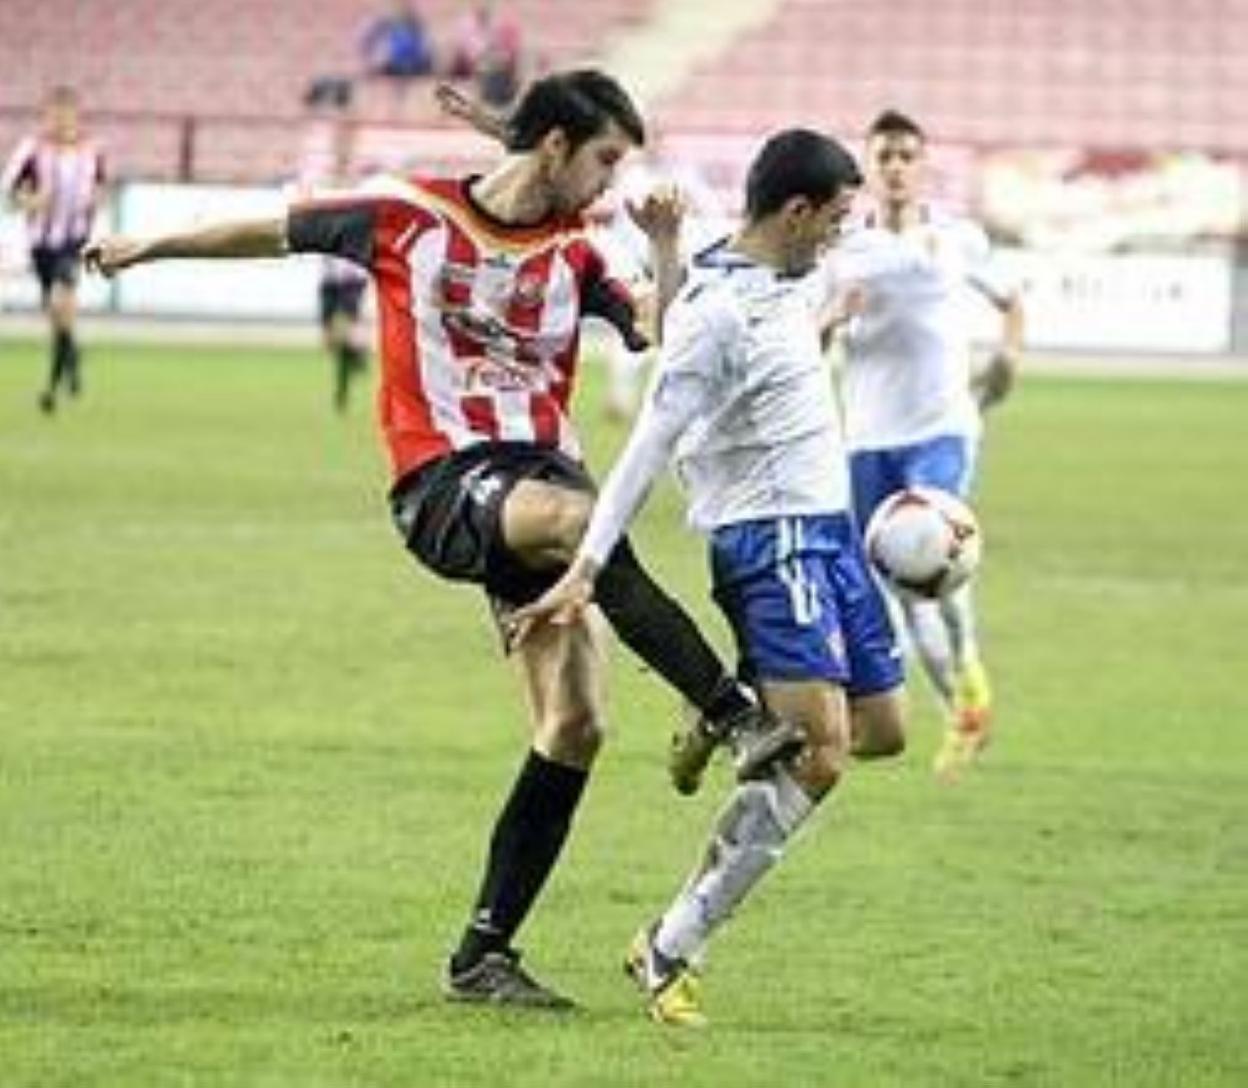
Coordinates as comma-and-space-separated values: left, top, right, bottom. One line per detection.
505, 247, 560, 445
438, 219, 484, 364
462, 396, 500, 439
370, 199, 448, 478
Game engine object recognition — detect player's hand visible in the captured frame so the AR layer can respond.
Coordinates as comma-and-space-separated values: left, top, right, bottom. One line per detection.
434, 82, 508, 143
508, 559, 597, 645
822, 282, 867, 334
626, 184, 686, 245
974, 349, 1018, 410
82, 237, 144, 277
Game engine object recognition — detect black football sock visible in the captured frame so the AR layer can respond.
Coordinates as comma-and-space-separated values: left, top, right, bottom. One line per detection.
594, 538, 752, 721
333, 345, 353, 410
451, 750, 588, 974
51, 329, 79, 395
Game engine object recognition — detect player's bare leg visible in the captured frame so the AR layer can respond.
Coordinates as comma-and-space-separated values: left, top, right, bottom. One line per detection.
504, 479, 800, 786
443, 610, 606, 1010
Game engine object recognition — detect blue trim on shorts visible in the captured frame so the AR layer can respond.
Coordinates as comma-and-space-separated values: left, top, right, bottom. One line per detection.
850, 434, 976, 527
709, 513, 902, 696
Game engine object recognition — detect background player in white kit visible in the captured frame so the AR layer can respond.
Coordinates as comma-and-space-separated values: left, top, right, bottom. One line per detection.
514, 129, 907, 1027
583, 144, 726, 422
825, 110, 1024, 780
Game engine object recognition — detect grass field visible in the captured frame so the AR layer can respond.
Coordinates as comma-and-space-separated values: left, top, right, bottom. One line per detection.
1, 336, 1246, 1087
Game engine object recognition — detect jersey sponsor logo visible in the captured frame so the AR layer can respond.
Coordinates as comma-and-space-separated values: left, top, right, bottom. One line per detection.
511, 272, 546, 310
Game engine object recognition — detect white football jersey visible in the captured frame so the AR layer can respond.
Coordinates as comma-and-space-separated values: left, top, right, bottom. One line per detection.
580, 240, 850, 565
824, 207, 1014, 450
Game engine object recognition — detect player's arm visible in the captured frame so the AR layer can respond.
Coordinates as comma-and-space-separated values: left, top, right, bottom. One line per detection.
84, 218, 288, 276
627, 184, 686, 342
971, 281, 1025, 410
510, 304, 723, 635
434, 82, 509, 143
2, 140, 45, 213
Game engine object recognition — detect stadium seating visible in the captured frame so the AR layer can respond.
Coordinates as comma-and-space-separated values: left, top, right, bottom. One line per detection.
657, 0, 1248, 153
2, 0, 1243, 186
0, 0, 656, 183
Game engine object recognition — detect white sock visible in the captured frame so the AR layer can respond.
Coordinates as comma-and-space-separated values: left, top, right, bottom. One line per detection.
654, 768, 815, 964
939, 584, 979, 670
904, 599, 955, 706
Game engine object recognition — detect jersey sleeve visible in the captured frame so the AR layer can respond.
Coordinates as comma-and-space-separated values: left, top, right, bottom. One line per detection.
578, 293, 728, 566
576, 236, 649, 352
286, 194, 380, 269
961, 220, 1016, 305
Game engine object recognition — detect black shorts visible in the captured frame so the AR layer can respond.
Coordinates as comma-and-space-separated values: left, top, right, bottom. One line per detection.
32, 243, 83, 301
319, 280, 366, 327
389, 442, 594, 607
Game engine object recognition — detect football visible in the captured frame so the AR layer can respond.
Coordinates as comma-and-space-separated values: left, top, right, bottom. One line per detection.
864, 487, 983, 600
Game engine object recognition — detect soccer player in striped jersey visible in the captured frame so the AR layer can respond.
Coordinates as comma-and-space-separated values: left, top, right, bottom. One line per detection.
85, 69, 797, 1010
513, 130, 907, 1027
3, 86, 106, 415
824, 110, 1024, 781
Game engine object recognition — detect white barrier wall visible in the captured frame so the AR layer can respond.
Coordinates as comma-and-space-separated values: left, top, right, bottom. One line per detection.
0, 181, 1238, 354
991, 249, 1234, 354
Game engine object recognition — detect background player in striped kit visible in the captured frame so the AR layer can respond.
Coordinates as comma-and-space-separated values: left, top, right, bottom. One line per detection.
3, 86, 106, 415
84, 69, 797, 1010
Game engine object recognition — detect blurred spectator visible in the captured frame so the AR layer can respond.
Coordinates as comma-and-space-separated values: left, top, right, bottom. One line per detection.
362, 1, 436, 82
447, 2, 527, 108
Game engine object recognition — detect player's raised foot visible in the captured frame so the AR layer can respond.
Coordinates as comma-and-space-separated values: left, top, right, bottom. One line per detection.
731, 703, 805, 783
37, 390, 55, 415
953, 658, 993, 729
669, 695, 804, 796
934, 658, 993, 781
442, 948, 577, 1011
624, 927, 706, 1029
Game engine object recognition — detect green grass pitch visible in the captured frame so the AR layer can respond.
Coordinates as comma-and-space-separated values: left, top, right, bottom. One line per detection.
1, 337, 1245, 1086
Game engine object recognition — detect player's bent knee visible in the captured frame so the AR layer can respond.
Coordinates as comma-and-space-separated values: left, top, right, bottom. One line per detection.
792, 741, 846, 796
536, 708, 603, 765
545, 492, 592, 557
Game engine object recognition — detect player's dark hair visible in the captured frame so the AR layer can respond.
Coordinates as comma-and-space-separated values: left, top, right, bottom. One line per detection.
744, 128, 862, 221
868, 109, 925, 142
504, 68, 645, 154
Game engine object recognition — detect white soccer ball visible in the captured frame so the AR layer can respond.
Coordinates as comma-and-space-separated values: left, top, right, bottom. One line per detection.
864, 487, 983, 601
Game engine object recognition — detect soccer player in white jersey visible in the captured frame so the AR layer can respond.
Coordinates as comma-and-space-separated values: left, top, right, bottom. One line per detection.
85, 69, 796, 1011
513, 129, 907, 1027
825, 110, 1024, 780
3, 86, 106, 415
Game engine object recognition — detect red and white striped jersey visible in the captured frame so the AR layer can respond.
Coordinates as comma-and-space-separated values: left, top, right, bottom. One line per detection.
288, 174, 639, 483
2, 134, 106, 249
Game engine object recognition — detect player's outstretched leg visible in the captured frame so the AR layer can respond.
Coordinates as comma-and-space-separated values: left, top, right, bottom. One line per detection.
668, 692, 805, 796
594, 543, 802, 793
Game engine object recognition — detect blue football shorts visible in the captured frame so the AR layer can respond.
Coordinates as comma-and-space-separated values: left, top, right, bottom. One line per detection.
709, 513, 902, 696
849, 433, 976, 528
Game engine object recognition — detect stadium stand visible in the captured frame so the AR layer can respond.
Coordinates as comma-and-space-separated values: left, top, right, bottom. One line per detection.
1, 0, 1244, 185
656, 0, 1248, 153
0, 0, 656, 183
